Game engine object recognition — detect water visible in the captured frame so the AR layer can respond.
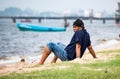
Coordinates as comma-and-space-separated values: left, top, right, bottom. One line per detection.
0, 19, 120, 64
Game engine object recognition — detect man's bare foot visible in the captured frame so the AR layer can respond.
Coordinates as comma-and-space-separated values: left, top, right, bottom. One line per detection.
51, 60, 56, 64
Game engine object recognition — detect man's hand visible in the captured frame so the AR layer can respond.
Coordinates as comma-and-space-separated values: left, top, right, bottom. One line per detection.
88, 45, 97, 58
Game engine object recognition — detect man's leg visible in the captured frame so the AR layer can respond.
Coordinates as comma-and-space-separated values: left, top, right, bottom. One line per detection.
51, 55, 58, 63
39, 46, 51, 65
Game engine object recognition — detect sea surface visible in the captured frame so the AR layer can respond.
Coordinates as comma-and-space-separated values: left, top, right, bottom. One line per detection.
0, 19, 120, 64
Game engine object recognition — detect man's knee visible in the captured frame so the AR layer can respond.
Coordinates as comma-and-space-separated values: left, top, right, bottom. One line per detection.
47, 42, 55, 51
47, 42, 55, 46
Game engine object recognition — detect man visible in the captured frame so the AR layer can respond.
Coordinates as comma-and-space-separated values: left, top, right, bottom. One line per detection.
39, 19, 97, 65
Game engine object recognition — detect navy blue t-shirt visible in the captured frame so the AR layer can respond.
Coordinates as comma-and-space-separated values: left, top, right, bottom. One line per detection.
65, 29, 91, 60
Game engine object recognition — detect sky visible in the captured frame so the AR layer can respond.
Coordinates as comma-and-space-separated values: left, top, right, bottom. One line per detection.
0, 0, 119, 13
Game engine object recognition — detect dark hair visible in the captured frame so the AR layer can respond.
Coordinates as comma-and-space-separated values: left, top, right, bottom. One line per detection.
73, 19, 84, 29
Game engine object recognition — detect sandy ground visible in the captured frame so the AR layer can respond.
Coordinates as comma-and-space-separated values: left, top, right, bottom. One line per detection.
0, 42, 120, 76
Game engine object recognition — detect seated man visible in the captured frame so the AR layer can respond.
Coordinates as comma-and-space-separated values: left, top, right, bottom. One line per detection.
39, 19, 97, 65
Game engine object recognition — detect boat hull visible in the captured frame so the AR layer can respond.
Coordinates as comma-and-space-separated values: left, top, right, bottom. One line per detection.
16, 23, 66, 32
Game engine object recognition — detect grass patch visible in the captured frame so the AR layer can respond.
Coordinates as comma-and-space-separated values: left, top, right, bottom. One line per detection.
0, 49, 120, 79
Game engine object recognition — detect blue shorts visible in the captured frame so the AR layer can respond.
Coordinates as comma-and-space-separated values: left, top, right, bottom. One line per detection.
47, 42, 68, 61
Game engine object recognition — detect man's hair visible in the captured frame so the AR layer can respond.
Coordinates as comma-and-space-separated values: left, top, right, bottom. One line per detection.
73, 19, 84, 29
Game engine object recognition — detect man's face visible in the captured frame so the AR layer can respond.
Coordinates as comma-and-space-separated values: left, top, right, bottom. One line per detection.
73, 26, 81, 32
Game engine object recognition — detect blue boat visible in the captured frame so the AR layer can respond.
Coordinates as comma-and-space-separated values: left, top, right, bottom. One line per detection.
16, 23, 66, 32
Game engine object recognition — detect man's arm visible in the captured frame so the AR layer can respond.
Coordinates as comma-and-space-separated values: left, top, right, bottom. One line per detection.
70, 43, 81, 62
76, 43, 81, 58
87, 45, 97, 58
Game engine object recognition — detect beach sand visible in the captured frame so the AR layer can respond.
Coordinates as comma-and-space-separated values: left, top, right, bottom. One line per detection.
0, 41, 120, 76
